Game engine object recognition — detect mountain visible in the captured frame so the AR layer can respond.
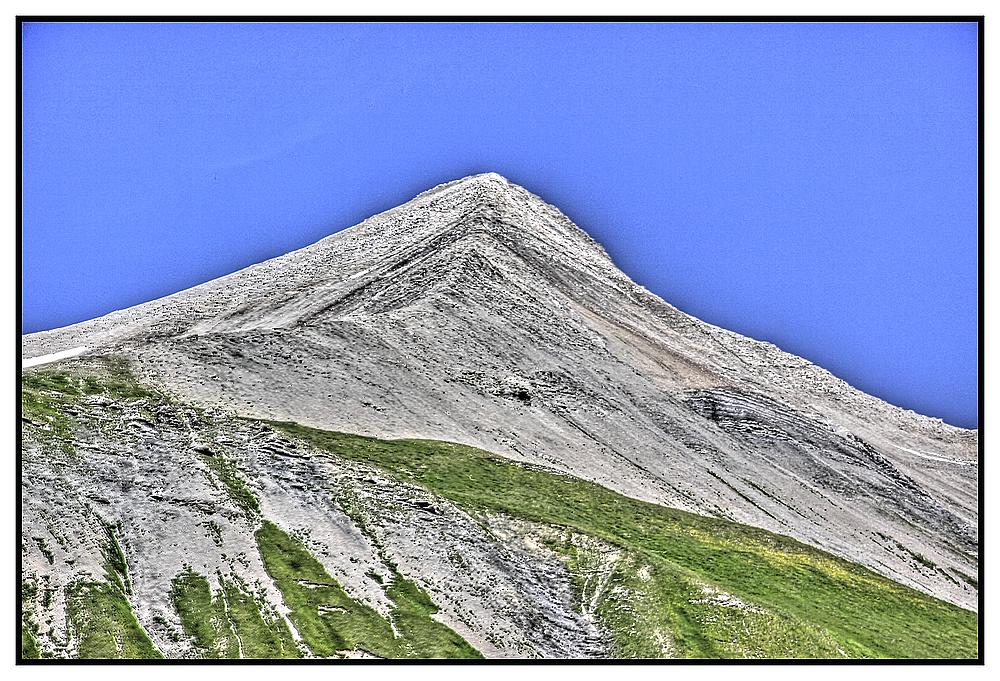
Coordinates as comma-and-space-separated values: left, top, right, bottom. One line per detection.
20, 173, 978, 659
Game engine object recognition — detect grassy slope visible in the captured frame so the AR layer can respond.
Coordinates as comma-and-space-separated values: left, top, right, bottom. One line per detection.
170, 569, 300, 658
20, 361, 978, 659
272, 423, 978, 660
21, 581, 42, 659
256, 520, 481, 659
21, 358, 161, 451
64, 514, 164, 659
65, 581, 163, 659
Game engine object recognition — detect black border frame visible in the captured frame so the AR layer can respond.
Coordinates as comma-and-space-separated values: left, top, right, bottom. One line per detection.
14, 14, 985, 666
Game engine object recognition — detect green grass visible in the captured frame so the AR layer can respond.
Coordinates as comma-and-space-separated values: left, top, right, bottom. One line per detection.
255, 520, 480, 659
21, 373, 81, 446
200, 453, 261, 515
21, 625, 41, 659
65, 581, 162, 659
101, 522, 132, 595
21, 358, 162, 449
22, 357, 159, 404
271, 423, 979, 660
21, 580, 42, 659
382, 569, 482, 658
62, 511, 163, 659
170, 569, 299, 658
171, 570, 228, 656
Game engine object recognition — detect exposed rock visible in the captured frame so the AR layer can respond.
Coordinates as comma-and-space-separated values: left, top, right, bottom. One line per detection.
22, 172, 978, 616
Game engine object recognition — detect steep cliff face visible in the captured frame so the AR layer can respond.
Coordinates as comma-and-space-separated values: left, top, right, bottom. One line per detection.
22, 173, 978, 636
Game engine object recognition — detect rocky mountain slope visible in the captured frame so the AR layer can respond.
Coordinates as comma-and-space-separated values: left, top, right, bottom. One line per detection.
21, 173, 978, 658
20, 358, 977, 659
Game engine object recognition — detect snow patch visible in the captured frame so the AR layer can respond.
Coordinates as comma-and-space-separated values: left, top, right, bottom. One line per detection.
23, 346, 89, 368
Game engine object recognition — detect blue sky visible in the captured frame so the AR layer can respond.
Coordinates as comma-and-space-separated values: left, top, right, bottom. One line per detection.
21, 21, 979, 427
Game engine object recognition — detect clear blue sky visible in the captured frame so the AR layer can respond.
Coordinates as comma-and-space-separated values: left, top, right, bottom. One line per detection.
21, 21, 979, 427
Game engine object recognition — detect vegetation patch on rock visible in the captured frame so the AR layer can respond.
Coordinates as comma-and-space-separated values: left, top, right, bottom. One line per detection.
170, 568, 299, 658
255, 520, 480, 659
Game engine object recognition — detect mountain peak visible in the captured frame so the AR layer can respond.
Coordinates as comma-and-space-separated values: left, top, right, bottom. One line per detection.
462, 171, 510, 184
448, 172, 521, 208
413, 171, 521, 207
402, 172, 615, 272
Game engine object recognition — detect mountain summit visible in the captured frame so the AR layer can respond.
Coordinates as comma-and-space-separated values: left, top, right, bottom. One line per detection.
21, 174, 978, 658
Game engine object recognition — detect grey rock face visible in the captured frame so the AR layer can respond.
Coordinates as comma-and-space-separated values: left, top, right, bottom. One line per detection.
22, 172, 978, 609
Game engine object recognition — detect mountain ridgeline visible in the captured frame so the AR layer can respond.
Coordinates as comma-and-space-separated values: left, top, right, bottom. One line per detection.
21, 173, 978, 659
